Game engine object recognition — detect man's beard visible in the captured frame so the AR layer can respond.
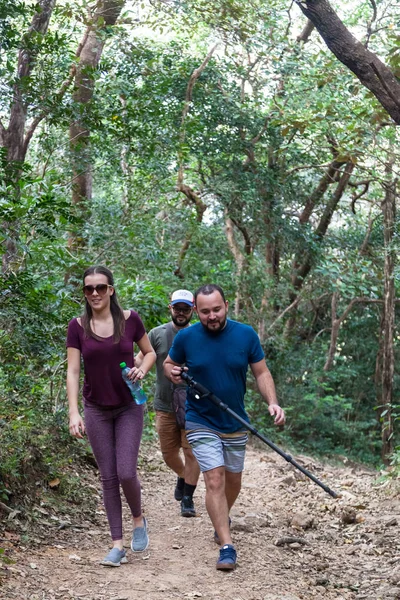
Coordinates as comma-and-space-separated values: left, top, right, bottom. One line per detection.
202, 316, 227, 334
171, 313, 192, 327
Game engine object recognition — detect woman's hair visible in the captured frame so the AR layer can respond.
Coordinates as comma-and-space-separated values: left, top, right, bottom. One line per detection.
81, 265, 125, 343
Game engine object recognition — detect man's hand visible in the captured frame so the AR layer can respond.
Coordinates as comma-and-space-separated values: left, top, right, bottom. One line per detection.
170, 365, 187, 384
268, 404, 285, 426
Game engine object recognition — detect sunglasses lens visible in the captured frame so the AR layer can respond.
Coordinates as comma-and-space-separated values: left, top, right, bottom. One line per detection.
96, 284, 108, 294
83, 284, 109, 296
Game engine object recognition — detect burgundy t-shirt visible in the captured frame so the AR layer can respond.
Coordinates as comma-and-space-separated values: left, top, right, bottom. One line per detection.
66, 310, 146, 407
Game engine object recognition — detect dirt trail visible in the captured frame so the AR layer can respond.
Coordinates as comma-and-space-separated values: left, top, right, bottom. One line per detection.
1, 442, 399, 600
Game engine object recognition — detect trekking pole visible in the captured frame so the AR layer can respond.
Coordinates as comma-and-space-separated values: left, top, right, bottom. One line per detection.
180, 371, 339, 499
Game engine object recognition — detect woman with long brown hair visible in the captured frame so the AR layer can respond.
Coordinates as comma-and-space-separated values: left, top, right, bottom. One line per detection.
66, 265, 155, 566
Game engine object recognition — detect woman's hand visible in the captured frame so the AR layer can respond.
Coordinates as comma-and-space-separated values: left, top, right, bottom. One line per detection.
129, 366, 145, 382
69, 412, 85, 438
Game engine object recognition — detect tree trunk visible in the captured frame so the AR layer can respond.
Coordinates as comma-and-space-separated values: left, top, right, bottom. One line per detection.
224, 213, 246, 319
295, 0, 400, 124
4, 0, 56, 164
289, 162, 354, 306
1, 0, 56, 274
299, 159, 346, 225
173, 46, 217, 278
285, 161, 354, 333
379, 155, 396, 463
68, 0, 125, 252
323, 295, 373, 372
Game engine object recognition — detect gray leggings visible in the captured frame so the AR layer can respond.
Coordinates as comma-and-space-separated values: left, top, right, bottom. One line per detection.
84, 402, 144, 540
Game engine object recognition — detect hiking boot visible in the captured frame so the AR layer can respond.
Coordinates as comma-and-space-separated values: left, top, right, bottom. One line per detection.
131, 517, 149, 552
180, 495, 196, 517
100, 547, 128, 567
214, 517, 232, 545
216, 544, 237, 571
174, 477, 185, 501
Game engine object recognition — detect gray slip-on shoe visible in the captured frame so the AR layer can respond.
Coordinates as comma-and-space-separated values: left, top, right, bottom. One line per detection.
131, 517, 149, 552
100, 547, 128, 567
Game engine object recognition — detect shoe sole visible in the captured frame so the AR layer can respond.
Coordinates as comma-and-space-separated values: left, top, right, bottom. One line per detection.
131, 539, 149, 552
101, 557, 128, 567
181, 510, 196, 518
216, 562, 236, 571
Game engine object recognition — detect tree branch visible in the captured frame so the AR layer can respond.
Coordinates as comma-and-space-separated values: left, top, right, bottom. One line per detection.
299, 159, 347, 224
291, 162, 354, 299
177, 183, 207, 222
177, 44, 219, 189
23, 64, 78, 156
268, 296, 302, 332
285, 162, 332, 177
230, 216, 252, 255
370, 62, 400, 110
351, 182, 369, 213
0, 120, 6, 145
176, 45, 218, 225
365, 0, 377, 48
359, 210, 378, 255
324, 294, 383, 371
294, 0, 400, 123
173, 235, 191, 279
297, 19, 315, 43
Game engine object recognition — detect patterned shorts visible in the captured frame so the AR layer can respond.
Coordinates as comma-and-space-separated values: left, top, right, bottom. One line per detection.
185, 423, 248, 473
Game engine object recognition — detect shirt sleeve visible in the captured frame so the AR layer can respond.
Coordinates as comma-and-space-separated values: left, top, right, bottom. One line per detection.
130, 311, 146, 342
248, 327, 265, 364
148, 328, 157, 350
168, 329, 186, 364
66, 318, 81, 350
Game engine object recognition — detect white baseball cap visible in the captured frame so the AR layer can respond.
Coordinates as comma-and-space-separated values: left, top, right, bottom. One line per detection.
170, 289, 194, 307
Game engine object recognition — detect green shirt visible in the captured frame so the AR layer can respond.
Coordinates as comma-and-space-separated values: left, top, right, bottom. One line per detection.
148, 322, 185, 412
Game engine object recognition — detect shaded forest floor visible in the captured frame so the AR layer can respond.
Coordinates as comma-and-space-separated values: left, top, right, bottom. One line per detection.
1, 441, 399, 600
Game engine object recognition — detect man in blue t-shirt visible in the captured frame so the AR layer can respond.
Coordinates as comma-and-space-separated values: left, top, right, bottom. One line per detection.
164, 284, 285, 572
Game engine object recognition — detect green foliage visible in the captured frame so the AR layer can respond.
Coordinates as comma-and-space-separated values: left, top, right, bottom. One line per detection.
0, 371, 95, 509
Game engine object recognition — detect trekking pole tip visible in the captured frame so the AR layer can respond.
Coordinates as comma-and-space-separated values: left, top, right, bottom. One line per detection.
329, 490, 341, 499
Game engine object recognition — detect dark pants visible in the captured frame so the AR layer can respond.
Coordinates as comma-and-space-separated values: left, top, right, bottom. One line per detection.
84, 402, 144, 540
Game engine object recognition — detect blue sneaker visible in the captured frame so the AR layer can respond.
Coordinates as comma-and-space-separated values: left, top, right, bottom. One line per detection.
131, 517, 149, 552
100, 547, 128, 567
214, 517, 232, 545
216, 544, 237, 571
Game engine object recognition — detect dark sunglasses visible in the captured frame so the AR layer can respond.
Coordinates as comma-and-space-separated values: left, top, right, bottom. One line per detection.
83, 284, 112, 297
172, 305, 192, 314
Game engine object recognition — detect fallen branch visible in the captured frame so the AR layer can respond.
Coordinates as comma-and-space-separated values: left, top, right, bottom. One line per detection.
0, 501, 13, 514
58, 522, 90, 530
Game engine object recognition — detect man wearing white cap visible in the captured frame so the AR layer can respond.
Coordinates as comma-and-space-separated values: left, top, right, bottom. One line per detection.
136, 290, 200, 517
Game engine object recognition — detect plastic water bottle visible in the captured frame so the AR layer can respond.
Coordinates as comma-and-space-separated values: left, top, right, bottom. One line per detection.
120, 362, 147, 405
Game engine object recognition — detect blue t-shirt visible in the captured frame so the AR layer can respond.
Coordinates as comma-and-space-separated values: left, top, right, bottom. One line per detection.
168, 319, 264, 433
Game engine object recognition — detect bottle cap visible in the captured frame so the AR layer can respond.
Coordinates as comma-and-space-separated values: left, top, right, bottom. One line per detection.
120, 362, 127, 368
